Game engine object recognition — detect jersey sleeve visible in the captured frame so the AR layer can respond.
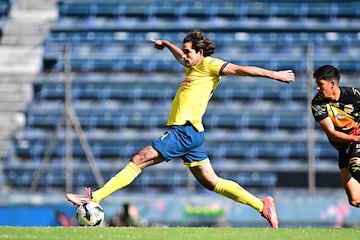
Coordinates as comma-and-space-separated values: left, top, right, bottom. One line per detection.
204, 57, 228, 76
352, 87, 360, 101
311, 96, 328, 122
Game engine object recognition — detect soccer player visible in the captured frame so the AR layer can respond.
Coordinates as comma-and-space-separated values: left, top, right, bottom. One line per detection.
311, 64, 360, 207
66, 30, 295, 228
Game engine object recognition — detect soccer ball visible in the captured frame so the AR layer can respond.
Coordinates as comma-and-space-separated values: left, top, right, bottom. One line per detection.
76, 202, 105, 226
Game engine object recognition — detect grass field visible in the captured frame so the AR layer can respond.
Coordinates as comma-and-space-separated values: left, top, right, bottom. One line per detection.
0, 227, 358, 240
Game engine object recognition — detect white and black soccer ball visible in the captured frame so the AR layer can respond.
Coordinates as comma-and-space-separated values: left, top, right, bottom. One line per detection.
76, 202, 105, 226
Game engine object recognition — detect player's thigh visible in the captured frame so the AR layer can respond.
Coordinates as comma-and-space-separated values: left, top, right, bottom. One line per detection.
189, 161, 218, 190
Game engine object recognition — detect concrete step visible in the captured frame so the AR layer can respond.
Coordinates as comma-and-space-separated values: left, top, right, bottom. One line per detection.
0, 46, 43, 62
0, 73, 37, 83
0, 46, 43, 74
1, 2, 57, 45
2, 21, 51, 36
0, 82, 32, 93
0, 139, 11, 158
0, 112, 25, 130
1, 35, 45, 46
0, 102, 27, 111
0, 92, 32, 102
13, 0, 59, 10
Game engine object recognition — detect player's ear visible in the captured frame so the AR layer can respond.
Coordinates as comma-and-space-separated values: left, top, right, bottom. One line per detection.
198, 48, 204, 56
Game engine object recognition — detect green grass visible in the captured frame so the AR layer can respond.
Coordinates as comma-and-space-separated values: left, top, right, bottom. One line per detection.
0, 227, 358, 240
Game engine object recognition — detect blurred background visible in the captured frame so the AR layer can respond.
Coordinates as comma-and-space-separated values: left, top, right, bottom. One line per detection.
0, 0, 359, 227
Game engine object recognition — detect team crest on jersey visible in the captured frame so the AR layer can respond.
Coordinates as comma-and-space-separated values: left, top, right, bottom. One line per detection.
329, 102, 340, 108
344, 104, 354, 114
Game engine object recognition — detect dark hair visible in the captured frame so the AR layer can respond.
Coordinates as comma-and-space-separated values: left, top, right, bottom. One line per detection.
313, 65, 340, 82
183, 30, 216, 57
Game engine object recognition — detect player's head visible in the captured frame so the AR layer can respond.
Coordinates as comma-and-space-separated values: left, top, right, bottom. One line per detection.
313, 64, 340, 82
313, 65, 340, 99
181, 30, 216, 67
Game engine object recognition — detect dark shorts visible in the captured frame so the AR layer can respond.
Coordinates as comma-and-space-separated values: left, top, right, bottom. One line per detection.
338, 147, 349, 169
338, 128, 360, 169
151, 124, 209, 167
338, 143, 360, 169
348, 142, 360, 159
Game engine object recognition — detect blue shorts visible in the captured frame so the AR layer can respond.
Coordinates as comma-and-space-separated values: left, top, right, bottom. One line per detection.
151, 124, 209, 167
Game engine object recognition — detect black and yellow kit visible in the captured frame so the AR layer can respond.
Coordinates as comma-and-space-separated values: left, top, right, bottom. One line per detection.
312, 86, 360, 168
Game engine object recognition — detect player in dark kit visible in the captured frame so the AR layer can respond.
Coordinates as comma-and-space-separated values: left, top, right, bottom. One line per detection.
311, 64, 360, 207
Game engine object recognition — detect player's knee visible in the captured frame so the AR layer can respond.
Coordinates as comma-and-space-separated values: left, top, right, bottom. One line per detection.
130, 155, 145, 169
130, 146, 161, 170
349, 158, 360, 183
131, 154, 142, 164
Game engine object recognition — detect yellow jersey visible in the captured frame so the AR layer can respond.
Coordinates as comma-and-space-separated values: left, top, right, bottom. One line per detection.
167, 56, 228, 132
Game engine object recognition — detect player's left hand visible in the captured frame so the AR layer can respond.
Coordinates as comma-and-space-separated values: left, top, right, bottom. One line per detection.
274, 70, 295, 84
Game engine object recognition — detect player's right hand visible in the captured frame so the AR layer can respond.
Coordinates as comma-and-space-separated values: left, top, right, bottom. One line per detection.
150, 39, 165, 50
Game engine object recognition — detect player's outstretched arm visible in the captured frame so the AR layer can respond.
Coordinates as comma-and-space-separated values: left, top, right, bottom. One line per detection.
150, 39, 185, 65
222, 63, 295, 84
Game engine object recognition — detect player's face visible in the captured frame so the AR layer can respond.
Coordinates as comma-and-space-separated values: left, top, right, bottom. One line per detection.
316, 78, 333, 99
182, 42, 203, 67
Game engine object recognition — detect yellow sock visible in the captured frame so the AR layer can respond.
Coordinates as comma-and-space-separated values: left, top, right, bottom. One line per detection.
91, 162, 141, 203
213, 177, 264, 212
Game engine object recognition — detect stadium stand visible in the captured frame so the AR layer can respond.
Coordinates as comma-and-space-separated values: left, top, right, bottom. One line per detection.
2, 0, 360, 193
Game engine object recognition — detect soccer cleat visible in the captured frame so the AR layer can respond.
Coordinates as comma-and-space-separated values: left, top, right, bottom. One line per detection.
261, 196, 279, 228
65, 187, 93, 206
